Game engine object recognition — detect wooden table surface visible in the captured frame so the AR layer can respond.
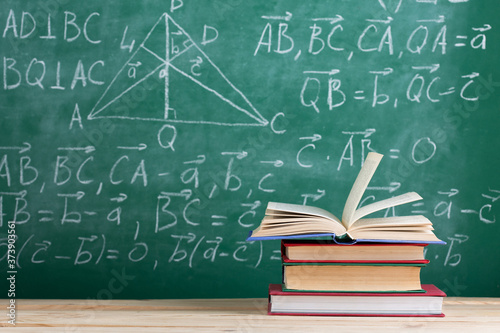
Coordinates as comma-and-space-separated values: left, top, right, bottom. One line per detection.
2, 297, 500, 332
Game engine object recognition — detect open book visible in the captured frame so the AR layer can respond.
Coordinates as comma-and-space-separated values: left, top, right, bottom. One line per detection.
247, 152, 443, 243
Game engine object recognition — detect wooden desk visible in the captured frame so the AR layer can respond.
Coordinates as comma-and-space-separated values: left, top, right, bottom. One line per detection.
3, 298, 500, 332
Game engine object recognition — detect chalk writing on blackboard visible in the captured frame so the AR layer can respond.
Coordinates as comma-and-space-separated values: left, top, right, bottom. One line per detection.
89, 13, 268, 126
1, 0, 499, 299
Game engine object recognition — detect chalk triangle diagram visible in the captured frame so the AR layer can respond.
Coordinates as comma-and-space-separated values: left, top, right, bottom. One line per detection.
88, 13, 268, 126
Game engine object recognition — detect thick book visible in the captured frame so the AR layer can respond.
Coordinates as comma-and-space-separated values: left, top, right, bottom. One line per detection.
247, 152, 444, 244
282, 240, 430, 264
268, 284, 446, 317
282, 262, 425, 292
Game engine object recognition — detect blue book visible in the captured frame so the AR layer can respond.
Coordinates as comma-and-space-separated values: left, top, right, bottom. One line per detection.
246, 231, 445, 245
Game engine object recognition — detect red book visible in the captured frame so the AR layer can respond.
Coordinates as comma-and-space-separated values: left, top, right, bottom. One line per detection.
268, 284, 446, 317
282, 240, 430, 264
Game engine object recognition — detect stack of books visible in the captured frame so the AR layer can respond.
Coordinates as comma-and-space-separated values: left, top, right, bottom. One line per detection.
247, 152, 446, 317
267, 240, 446, 316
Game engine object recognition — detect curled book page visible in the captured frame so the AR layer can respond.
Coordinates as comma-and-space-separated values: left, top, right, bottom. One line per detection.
267, 202, 341, 223
342, 152, 383, 228
350, 192, 423, 224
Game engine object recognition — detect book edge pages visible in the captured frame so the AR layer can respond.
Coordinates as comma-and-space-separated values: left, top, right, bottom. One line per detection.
267, 202, 340, 222
349, 215, 431, 230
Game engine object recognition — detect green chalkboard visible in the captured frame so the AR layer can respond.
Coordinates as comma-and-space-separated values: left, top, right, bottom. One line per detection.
1, 0, 499, 299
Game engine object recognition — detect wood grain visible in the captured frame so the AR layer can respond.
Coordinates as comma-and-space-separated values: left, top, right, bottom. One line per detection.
1, 298, 499, 332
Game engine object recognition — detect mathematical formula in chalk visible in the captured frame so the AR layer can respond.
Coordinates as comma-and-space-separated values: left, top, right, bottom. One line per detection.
0, 0, 498, 298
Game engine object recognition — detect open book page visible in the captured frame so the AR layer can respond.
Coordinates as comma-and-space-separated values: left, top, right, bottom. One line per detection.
263, 216, 336, 224
349, 192, 423, 224
349, 229, 442, 242
266, 202, 341, 224
251, 219, 346, 237
348, 215, 433, 231
360, 226, 434, 231
342, 152, 383, 228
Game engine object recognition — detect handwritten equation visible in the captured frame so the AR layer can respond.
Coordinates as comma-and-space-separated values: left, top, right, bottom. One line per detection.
0, 136, 497, 270
0, 0, 498, 298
